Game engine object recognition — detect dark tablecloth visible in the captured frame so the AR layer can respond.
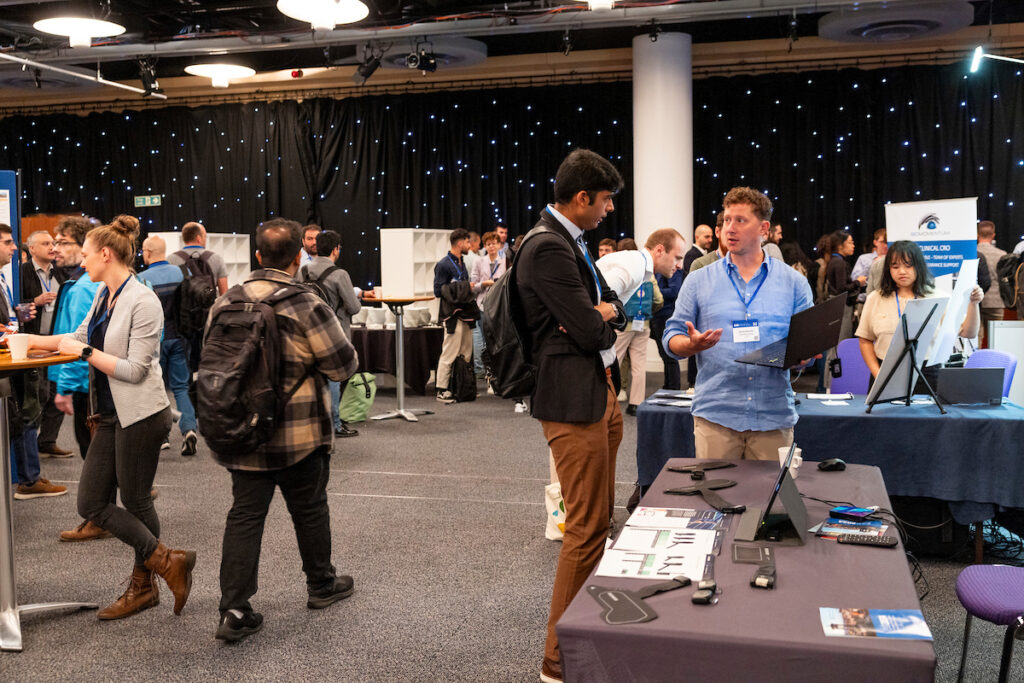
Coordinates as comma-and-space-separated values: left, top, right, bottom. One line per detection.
636, 395, 1024, 524
558, 460, 935, 683
349, 325, 443, 395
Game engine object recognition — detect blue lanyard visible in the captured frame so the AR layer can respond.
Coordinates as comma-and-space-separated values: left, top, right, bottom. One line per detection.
447, 253, 465, 279
896, 293, 915, 318
727, 262, 768, 318
38, 267, 53, 293
489, 260, 500, 278
545, 207, 600, 300
88, 276, 131, 340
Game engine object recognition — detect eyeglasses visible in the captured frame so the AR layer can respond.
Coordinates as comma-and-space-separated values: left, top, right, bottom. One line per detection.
0, 239, 14, 246
54, 240, 71, 247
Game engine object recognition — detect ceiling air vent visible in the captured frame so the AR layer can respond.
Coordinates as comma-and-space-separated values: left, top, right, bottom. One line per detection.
819, 1, 974, 43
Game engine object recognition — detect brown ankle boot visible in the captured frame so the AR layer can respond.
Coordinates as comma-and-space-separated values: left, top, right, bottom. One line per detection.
97, 565, 159, 620
144, 541, 197, 615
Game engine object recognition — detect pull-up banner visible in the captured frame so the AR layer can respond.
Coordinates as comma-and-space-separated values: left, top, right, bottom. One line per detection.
883, 197, 977, 277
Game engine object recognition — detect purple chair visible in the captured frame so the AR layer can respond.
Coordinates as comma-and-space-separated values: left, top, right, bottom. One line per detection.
831, 337, 871, 395
955, 564, 1024, 682
965, 349, 1018, 397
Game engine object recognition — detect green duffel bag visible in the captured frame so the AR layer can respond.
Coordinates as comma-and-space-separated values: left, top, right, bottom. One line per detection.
339, 373, 376, 423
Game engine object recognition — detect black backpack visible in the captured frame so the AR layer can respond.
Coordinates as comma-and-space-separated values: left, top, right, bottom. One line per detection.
480, 225, 553, 398
996, 252, 1024, 315
197, 282, 309, 458
174, 249, 218, 338
298, 263, 340, 311
450, 355, 477, 403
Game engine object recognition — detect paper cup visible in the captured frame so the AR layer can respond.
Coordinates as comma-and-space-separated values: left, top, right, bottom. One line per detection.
8, 334, 30, 361
778, 446, 803, 479
373, 286, 383, 298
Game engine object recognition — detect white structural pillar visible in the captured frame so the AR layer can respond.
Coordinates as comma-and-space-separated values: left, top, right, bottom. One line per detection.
632, 32, 693, 249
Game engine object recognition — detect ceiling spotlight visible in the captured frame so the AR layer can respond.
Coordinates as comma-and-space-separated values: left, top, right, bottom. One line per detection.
276, 0, 369, 31
33, 16, 125, 48
353, 55, 380, 85
968, 45, 1024, 74
184, 63, 255, 88
588, 0, 614, 9
138, 59, 162, 96
405, 51, 436, 73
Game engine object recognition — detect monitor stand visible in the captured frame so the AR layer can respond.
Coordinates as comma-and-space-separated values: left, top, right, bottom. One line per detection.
734, 470, 809, 546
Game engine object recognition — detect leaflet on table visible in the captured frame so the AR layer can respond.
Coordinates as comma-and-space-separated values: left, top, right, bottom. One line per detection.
596, 548, 710, 581
812, 518, 888, 540
807, 392, 854, 400
612, 526, 719, 556
819, 608, 933, 640
628, 506, 724, 530
647, 398, 693, 407
651, 389, 685, 398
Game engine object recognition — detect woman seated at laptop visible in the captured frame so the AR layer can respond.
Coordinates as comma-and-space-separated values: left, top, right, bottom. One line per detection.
856, 240, 982, 378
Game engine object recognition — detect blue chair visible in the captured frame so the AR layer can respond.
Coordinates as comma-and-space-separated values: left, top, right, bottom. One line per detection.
831, 337, 871, 395
965, 349, 1018, 397
955, 564, 1024, 682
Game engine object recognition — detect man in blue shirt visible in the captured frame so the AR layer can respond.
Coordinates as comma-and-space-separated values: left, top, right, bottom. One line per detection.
141, 235, 198, 456
433, 228, 473, 404
664, 187, 814, 460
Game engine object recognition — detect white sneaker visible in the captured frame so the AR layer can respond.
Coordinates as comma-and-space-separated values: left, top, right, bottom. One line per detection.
487, 381, 495, 396
617, 389, 627, 402
514, 400, 527, 414
436, 390, 455, 405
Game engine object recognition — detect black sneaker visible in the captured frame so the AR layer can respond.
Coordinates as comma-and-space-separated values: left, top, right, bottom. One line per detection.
215, 610, 263, 643
436, 390, 455, 405
182, 430, 198, 456
334, 424, 359, 438
307, 575, 354, 609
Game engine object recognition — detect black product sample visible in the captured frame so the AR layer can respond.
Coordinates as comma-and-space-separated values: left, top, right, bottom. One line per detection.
836, 534, 898, 548
818, 458, 847, 472
750, 564, 776, 589
692, 554, 718, 605
586, 576, 692, 625
665, 479, 746, 514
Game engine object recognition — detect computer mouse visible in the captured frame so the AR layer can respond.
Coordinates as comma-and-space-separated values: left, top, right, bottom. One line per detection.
818, 458, 846, 472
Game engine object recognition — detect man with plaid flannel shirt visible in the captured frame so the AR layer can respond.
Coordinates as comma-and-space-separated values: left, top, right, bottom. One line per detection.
214, 218, 359, 643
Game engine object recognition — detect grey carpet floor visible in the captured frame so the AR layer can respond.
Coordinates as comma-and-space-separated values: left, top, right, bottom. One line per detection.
2, 370, 1020, 682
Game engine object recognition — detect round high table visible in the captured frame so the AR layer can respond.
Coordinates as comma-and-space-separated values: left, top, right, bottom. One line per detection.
0, 350, 97, 652
362, 295, 435, 422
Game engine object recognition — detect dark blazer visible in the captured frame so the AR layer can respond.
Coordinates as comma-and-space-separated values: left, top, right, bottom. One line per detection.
681, 245, 704, 277
20, 259, 67, 334
516, 209, 625, 424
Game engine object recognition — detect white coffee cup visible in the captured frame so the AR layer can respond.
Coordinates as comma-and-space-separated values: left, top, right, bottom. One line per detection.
373, 286, 383, 299
778, 446, 803, 479
8, 334, 30, 361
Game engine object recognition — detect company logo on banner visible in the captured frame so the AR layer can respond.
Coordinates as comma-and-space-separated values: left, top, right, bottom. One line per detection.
883, 197, 978, 277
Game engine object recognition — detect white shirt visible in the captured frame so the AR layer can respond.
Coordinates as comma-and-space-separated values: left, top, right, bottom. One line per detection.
1014, 240, 1024, 256
595, 248, 654, 303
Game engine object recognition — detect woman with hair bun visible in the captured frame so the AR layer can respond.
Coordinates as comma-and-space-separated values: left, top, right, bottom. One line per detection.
25, 214, 196, 620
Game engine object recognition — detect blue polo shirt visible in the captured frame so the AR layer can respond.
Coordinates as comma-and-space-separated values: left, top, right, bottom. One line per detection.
664, 252, 813, 432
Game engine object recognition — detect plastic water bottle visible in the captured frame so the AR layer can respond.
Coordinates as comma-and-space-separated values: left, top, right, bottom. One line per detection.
7, 315, 17, 334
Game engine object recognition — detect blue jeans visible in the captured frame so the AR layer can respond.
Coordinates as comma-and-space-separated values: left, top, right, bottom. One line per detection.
329, 380, 342, 431
10, 425, 41, 485
472, 325, 485, 377
160, 337, 197, 434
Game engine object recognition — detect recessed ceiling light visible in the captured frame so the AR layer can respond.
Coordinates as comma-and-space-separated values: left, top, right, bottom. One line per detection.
277, 0, 369, 31
184, 63, 256, 88
33, 17, 126, 48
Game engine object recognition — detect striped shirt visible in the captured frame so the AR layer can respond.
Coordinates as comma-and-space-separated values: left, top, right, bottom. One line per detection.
208, 268, 359, 471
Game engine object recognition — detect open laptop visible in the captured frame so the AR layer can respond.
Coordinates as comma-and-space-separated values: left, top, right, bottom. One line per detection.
936, 367, 1005, 406
735, 294, 846, 368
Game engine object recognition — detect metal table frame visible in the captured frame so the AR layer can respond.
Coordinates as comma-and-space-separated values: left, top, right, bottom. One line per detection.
369, 298, 435, 423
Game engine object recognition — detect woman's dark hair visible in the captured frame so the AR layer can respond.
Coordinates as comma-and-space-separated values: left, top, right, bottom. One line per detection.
779, 240, 814, 271
553, 149, 624, 205
879, 240, 933, 298
827, 230, 851, 254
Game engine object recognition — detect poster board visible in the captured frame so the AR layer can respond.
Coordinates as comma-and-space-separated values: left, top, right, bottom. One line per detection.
884, 197, 977, 278
0, 170, 20, 303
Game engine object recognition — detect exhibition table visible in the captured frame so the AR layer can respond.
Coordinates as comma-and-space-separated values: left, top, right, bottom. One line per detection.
636, 395, 1024, 525
557, 459, 935, 682
1, 350, 95, 652
355, 296, 437, 422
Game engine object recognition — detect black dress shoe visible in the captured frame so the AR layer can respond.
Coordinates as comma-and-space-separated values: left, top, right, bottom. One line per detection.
625, 404, 638, 416
334, 424, 359, 438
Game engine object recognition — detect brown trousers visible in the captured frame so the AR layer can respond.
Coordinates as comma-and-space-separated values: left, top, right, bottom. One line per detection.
539, 374, 623, 677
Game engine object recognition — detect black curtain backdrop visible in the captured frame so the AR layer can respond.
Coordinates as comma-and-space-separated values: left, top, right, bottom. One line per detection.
2, 60, 1023, 287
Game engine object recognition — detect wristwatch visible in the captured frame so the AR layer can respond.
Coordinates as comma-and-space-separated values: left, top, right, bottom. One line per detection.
80, 346, 93, 361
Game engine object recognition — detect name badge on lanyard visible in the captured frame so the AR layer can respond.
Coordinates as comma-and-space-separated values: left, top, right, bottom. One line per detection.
632, 318, 646, 332
732, 320, 760, 343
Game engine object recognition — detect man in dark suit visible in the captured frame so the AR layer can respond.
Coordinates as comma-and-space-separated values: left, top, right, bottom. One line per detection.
515, 149, 626, 683
22, 229, 70, 456
681, 223, 713, 277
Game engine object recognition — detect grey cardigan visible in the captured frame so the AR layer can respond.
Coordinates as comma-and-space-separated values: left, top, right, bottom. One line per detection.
70, 275, 170, 427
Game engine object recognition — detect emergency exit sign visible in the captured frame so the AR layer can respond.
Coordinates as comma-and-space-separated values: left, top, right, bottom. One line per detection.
133, 195, 162, 207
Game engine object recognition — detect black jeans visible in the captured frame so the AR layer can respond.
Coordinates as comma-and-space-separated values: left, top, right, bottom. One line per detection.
77, 407, 171, 564
649, 318, 680, 391
37, 380, 65, 448
71, 391, 92, 459
219, 448, 336, 614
